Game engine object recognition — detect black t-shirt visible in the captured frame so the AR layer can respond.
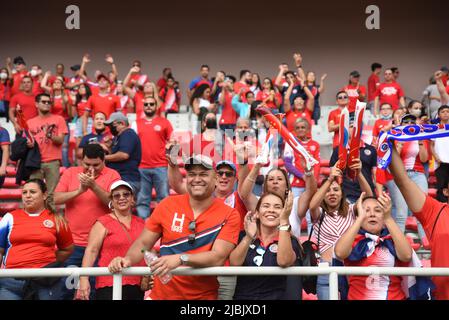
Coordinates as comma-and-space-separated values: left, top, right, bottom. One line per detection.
233, 231, 303, 300
329, 143, 377, 201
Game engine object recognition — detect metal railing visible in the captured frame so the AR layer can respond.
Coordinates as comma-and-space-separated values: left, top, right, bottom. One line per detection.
1, 266, 449, 300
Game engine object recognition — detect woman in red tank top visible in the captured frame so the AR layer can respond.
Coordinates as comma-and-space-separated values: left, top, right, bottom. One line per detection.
77, 180, 149, 300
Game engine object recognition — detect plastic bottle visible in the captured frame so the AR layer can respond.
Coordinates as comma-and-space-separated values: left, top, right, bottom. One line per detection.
142, 250, 172, 284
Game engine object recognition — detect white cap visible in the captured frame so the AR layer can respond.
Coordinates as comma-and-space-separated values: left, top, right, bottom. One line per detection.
109, 180, 134, 193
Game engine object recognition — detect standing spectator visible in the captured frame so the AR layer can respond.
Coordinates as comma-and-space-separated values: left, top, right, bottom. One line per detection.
283, 80, 315, 130
304, 71, 326, 124
27, 93, 68, 211
77, 180, 148, 300
29, 64, 44, 96
131, 97, 173, 219
391, 67, 400, 82
211, 71, 226, 102
434, 70, 449, 105
187, 64, 213, 100
54, 144, 120, 299
48, 63, 69, 85
104, 112, 142, 193
309, 161, 373, 300
73, 83, 93, 151
367, 63, 382, 112
431, 105, 449, 203
422, 76, 442, 119
231, 193, 303, 300
342, 71, 366, 114
256, 78, 282, 111
0, 179, 74, 300
231, 90, 254, 120
371, 103, 393, 148
156, 67, 172, 91
125, 59, 144, 89
0, 124, 10, 188
250, 73, 262, 97
374, 69, 405, 116
219, 78, 238, 133
8, 56, 28, 97
191, 84, 216, 134
77, 112, 109, 159
0, 66, 12, 121
108, 155, 241, 300
9, 76, 37, 133
189, 112, 222, 164
159, 76, 181, 115
328, 91, 349, 148
114, 80, 134, 114
234, 70, 252, 101
388, 144, 449, 300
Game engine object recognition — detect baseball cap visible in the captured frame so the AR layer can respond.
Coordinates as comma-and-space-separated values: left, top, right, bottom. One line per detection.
70, 64, 81, 71
350, 70, 360, 78
441, 66, 449, 73
97, 73, 109, 81
184, 154, 214, 171
13, 56, 26, 66
110, 180, 134, 193
216, 160, 236, 172
105, 112, 129, 125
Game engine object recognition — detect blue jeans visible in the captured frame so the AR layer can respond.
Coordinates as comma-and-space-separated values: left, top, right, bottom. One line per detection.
316, 260, 331, 300
388, 171, 427, 239
136, 167, 169, 219
0, 277, 65, 300
60, 245, 96, 300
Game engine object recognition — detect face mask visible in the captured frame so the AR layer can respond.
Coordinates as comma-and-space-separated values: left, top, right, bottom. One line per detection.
95, 127, 105, 135
410, 109, 422, 117
0, 73, 7, 80
30, 69, 38, 77
205, 118, 217, 129
380, 114, 392, 120
110, 125, 119, 136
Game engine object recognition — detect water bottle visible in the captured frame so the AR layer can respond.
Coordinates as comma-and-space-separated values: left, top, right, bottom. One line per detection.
142, 250, 172, 284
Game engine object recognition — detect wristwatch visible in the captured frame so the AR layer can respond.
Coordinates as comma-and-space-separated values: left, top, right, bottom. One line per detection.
180, 254, 190, 266
304, 170, 313, 177
278, 224, 291, 232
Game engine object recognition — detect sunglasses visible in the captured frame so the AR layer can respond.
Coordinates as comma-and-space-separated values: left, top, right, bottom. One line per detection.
40, 100, 52, 105
337, 95, 348, 100
402, 120, 415, 125
253, 246, 266, 266
112, 191, 132, 200
188, 221, 196, 245
144, 102, 156, 107
217, 171, 235, 178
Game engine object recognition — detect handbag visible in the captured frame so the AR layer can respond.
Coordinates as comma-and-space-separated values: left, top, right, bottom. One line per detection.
299, 212, 325, 295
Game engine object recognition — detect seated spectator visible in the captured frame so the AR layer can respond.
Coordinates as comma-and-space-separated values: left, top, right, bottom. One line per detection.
77, 180, 149, 300
0, 179, 74, 300
309, 161, 373, 300
334, 192, 413, 300
0, 124, 10, 188
230, 192, 302, 300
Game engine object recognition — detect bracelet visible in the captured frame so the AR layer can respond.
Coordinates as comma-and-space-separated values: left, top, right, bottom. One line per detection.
304, 171, 313, 177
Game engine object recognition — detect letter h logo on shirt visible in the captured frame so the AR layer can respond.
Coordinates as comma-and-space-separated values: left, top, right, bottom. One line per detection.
171, 213, 185, 233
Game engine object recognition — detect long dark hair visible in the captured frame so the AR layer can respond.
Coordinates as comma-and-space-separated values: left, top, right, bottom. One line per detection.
263, 168, 291, 199
320, 181, 350, 218
262, 77, 275, 91
189, 83, 211, 106
75, 83, 92, 106
251, 73, 262, 91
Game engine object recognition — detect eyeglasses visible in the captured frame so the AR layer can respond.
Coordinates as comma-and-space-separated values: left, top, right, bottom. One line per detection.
217, 171, 235, 178
253, 246, 266, 266
144, 102, 156, 107
112, 191, 132, 200
337, 95, 348, 100
188, 220, 196, 245
40, 100, 51, 105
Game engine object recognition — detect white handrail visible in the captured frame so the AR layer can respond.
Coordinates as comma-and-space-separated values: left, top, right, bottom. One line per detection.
1, 266, 448, 300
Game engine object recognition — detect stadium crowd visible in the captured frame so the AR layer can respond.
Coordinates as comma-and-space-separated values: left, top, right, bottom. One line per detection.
0, 53, 449, 300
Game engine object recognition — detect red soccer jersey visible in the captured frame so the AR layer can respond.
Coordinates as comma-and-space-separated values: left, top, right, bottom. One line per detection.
328, 107, 344, 148
146, 194, 241, 300
221, 191, 248, 231
284, 139, 320, 188
256, 90, 282, 110
413, 196, 449, 300
157, 77, 167, 89
76, 100, 89, 117
51, 91, 73, 120
367, 73, 380, 102
11, 70, 28, 97
0, 209, 73, 269
342, 84, 367, 113
285, 109, 312, 132
234, 82, 250, 102
219, 91, 237, 126
375, 82, 404, 110
372, 119, 392, 139
159, 87, 180, 113
9, 92, 37, 122
133, 117, 173, 168
0, 81, 12, 101
86, 93, 121, 119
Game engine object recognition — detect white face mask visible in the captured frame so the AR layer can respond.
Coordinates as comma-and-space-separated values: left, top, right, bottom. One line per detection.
0, 73, 7, 80
410, 109, 422, 117
30, 69, 38, 77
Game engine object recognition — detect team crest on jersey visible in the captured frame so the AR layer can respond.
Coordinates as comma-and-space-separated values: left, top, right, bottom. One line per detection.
43, 220, 54, 228
154, 125, 161, 132
269, 244, 278, 253
364, 149, 372, 156
310, 145, 316, 152
171, 213, 185, 233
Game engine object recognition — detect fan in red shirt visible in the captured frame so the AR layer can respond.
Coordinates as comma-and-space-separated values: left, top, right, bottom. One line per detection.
108, 155, 241, 300
328, 91, 350, 148
40, 72, 73, 121
0, 67, 12, 112
159, 76, 181, 115
219, 78, 238, 131
367, 63, 382, 105
233, 70, 252, 102
156, 67, 172, 91
374, 69, 405, 116
8, 56, 28, 97
371, 103, 393, 148
256, 78, 282, 111
189, 112, 222, 164
342, 71, 366, 113
8, 75, 37, 133
283, 78, 314, 131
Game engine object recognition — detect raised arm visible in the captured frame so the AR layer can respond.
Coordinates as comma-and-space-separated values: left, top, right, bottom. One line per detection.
435, 71, 449, 105
40, 71, 53, 93
79, 54, 90, 79
318, 74, 327, 94
283, 82, 294, 113
277, 192, 297, 267
388, 144, 427, 212
303, 85, 315, 113
275, 65, 287, 91
293, 53, 305, 82
238, 163, 262, 212
105, 54, 118, 79
297, 170, 318, 219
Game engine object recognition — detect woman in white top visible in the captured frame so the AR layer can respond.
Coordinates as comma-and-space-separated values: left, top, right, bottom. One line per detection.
308, 159, 373, 300
190, 83, 216, 134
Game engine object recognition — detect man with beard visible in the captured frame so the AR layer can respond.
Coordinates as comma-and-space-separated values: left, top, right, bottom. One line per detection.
131, 97, 173, 219
27, 93, 68, 211
104, 112, 142, 193
108, 155, 241, 300
54, 143, 120, 299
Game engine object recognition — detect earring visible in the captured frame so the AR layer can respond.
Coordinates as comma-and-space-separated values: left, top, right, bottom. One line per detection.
108, 201, 113, 210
